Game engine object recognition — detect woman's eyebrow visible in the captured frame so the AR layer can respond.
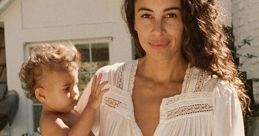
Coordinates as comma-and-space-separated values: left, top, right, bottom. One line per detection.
137, 7, 181, 13
164, 7, 181, 12
137, 7, 153, 12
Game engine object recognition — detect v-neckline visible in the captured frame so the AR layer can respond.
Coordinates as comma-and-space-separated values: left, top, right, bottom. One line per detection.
128, 59, 191, 136
128, 59, 191, 99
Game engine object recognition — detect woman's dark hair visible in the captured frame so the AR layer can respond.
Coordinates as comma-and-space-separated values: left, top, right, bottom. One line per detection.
122, 0, 145, 57
122, 0, 249, 112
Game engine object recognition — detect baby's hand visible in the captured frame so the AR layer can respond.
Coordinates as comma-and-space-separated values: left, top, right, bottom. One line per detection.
87, 74, 109, 110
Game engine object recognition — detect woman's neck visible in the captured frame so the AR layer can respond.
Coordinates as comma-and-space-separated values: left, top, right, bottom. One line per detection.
137, 56, 188, 84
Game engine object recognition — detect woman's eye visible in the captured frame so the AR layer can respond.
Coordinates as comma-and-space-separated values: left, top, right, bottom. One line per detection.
141, 14, 152, 19
165, 13, 177, 19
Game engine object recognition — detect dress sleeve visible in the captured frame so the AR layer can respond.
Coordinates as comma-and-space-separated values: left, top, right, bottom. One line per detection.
212, 80, 245, 136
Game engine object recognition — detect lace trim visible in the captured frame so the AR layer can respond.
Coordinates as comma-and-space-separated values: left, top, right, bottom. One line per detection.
128, 60, 138, 92
182, 65, 192, 93
194, 70, 209, 92
163, 92, 212, 106
183, 66, 212, 93
104, 97, 122, 109
166, 103, 213, 119
115, 63, 126, 89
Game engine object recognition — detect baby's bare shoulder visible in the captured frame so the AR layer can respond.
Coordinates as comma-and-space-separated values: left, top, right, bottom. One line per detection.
40, 112, 69, 136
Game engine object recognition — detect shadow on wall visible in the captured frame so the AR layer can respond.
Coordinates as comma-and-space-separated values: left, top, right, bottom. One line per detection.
0, 89, 19, 131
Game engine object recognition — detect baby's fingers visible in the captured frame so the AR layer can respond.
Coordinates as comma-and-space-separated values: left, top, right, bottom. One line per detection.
99, 88, 109, 98
95, 81, 109, 95
91, 74, 103, 94
91, 75, 98, 92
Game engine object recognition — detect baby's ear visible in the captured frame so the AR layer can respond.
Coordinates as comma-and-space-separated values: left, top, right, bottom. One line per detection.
35, 88, 46, 103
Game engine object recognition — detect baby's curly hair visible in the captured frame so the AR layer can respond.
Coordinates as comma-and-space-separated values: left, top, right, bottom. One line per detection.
19, 43, 81, 101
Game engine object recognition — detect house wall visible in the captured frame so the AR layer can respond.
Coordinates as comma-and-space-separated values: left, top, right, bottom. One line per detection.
232, 0, 259, 102
0, 0, 132, 135
218, 0, 232, 26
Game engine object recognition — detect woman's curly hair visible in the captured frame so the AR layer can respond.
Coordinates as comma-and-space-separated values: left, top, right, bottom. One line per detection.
122, 0, 250, 112
19, 43, 81, 101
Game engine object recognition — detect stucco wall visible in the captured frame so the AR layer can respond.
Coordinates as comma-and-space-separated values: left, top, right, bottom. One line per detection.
218, 0, 232, 26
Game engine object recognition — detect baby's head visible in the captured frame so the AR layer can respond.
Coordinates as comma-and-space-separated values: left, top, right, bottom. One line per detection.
19, 43, 81, 112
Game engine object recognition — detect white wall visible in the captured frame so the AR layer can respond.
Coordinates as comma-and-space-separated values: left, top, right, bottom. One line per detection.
232, 0, 259, 101
0, 0, 132, 135
218, 0, 232, 26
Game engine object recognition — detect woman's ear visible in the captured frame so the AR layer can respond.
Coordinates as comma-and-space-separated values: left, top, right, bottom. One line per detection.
35, 87, 46, 103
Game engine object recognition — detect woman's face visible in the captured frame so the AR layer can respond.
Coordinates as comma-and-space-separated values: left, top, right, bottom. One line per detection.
134, 0, 184, 60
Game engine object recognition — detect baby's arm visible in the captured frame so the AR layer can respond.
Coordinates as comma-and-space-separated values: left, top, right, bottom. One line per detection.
41, 74, 108, 136
68, 74, 108, 136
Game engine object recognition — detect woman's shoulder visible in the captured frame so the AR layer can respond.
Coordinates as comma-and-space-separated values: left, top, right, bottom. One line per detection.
196, 69, 237, 99
95, 60, 136, 75
185, 66, 218, 93
95, 62, 125, 74
94, 60, 137, 85
213, 79, 237, 98
188, 66, 234, 96
188, 66, 238, 103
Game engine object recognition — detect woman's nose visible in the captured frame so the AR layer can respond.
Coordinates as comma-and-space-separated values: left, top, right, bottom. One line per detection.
152, 19, 164, 36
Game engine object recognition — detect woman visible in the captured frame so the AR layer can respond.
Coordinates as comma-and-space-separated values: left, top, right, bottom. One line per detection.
76, 0, 249, 135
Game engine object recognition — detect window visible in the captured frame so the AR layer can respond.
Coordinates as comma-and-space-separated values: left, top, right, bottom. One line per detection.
74, 39, 110, 91
25, 38, 111, 134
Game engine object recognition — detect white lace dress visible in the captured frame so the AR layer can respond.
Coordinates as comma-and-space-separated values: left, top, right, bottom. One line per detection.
76, 60, 244, 136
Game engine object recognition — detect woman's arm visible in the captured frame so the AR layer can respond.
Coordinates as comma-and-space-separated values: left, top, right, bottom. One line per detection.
213, 80, 245, 136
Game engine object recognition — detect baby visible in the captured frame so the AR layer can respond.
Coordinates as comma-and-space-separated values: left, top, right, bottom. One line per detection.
19, 43, 108, 136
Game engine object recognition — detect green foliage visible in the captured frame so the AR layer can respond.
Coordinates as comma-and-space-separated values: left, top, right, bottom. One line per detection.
78, 61, 109, 92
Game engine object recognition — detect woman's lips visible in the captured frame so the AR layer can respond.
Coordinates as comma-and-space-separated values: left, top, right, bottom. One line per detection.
149, 41, 170, 48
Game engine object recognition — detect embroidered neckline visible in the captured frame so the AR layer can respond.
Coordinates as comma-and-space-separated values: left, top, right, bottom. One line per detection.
128, 60, 191, 95
165, 103, 213, 120
128, 60, 138, 93
103, 60, 214, 121
104, 97, 122, 109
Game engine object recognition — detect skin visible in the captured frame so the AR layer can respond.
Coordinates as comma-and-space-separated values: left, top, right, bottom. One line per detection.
37, 69, 80, 113
134, 0, 184, 61
133, 0, 188, 135
36, 69, 108, 136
